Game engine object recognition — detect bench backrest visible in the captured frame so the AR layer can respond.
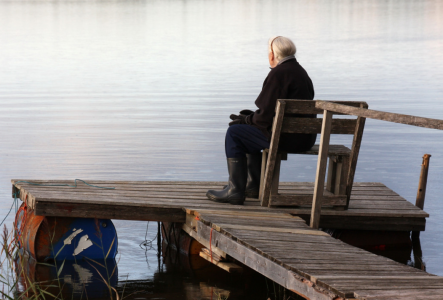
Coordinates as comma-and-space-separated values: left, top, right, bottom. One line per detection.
279, 100, 368, 134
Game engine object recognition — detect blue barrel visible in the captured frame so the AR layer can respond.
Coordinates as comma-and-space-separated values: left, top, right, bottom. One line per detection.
15, 203, 118, 261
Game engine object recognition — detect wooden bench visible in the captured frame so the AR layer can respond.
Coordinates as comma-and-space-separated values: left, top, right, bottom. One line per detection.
259, 100, 368, 210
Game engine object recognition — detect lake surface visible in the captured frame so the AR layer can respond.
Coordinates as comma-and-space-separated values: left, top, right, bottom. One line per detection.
1, 0, 443, 297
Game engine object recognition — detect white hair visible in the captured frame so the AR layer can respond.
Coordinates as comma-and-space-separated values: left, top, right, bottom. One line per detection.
268, 36, 296, 61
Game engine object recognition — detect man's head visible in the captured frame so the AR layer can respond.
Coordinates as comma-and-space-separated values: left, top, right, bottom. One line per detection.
268, 36, 296, 68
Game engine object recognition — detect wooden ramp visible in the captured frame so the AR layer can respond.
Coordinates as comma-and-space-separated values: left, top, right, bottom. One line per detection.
10, 180, 439, 299
187, 209, 443, 300
12, 180, 428, 231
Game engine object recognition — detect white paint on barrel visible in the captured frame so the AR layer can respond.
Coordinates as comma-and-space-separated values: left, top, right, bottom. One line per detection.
73, 235, 93, 256
64, 228, 84, 245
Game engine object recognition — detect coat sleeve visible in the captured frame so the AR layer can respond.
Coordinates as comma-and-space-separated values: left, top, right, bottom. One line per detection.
251, 71, 286, 131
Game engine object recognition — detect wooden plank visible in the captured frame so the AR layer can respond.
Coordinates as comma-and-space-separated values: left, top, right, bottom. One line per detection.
283, 144, 351, 156
188, 209, 303, 220
201, 219, 308, 230
354, 289, 443, 300
270, 193, 346, 206
283, 99, 368, 114
271, 154, 283, 195
315, 100, 443, 130
260, 100, 286, 207
281, 118, 356, 134
296, 214, 427, 231
197, 212, 306, 224
314, 275, 439, 281
311, 110, 333, 229
210, 223, 329, 236
34, 201, 186, 222
228, 231, 340, 244
201, 247, 223, 262
199, 251, 243, 273
198, 215, 306, 226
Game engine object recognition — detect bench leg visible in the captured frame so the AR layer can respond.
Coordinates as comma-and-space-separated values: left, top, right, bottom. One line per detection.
259, 150, 287, 202
326, 155, 348, 210
339, 156, 349, 195
326, 156, 336, 193
259, 150, 268, 200
270, 154, 282, 196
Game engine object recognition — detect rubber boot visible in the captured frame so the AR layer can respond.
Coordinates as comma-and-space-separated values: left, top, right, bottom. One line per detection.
222, 153, 262, 198
245, 153, 262, 198
206, 158, 247, 205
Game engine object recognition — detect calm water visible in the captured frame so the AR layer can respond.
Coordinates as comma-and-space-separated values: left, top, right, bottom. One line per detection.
1, 0, 443, 297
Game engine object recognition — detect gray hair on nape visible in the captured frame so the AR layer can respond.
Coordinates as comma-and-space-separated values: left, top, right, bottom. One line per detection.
268, 36, 296, 61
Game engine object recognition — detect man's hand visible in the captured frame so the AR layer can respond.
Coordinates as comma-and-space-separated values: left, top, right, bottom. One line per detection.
229, 114, 246, 126
229, 111, 254, 126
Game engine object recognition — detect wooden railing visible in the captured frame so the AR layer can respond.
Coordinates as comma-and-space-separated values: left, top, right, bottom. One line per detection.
310, 101, 443, 229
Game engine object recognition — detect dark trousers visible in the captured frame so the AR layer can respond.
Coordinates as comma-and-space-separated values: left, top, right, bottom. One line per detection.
225, 124, 270, 158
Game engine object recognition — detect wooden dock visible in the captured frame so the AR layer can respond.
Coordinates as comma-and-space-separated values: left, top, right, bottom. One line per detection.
11, 180, 441, 300
12, 180, 428, 231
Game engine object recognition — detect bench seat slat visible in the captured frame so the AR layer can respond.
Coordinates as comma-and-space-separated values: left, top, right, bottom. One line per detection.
265, 145, 351, 156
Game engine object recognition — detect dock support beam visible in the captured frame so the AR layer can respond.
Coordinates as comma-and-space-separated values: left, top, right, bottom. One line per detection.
413, 154, 431, 239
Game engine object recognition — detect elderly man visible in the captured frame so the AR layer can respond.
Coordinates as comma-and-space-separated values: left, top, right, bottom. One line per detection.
206, 36, 316, 205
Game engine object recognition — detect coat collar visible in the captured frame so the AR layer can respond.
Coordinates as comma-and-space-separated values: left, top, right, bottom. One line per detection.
270, 55, 296, 69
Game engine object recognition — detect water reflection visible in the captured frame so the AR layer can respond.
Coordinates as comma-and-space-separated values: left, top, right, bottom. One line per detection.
114, 240, 296, 300
16, 254, 118, 299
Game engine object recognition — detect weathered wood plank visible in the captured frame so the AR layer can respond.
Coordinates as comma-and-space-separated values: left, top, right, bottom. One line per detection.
209, 223, 330, 236
315, 100, 443, 130
283, 99, 367, 114
199, 252, 243, 273
34, 201, 186, 222
270, 193, 346, 206
260, 100, 286, 207
311, 110, 333, 229
281, 118, 356, 134
283, 144, 351, 156
188, 209, 302, 220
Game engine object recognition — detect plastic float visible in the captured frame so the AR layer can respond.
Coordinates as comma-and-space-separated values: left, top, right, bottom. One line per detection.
14, 203, 118, 261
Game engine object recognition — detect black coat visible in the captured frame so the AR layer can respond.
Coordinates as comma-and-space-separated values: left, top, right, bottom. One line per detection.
250, 58, 317, 152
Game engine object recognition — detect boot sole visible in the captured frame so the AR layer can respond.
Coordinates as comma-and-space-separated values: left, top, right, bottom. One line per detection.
206, 192, 245, 205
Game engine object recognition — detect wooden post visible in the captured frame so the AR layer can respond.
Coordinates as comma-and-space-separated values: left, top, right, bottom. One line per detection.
260, 100, 286, 207
310, 110, 333, 229
270, 154, 283, 196
412, 235, 425, 271
415, 154, 431, 210
157, 221, 162, 253
345, 114, 366, 207
412, 154, 431, 239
